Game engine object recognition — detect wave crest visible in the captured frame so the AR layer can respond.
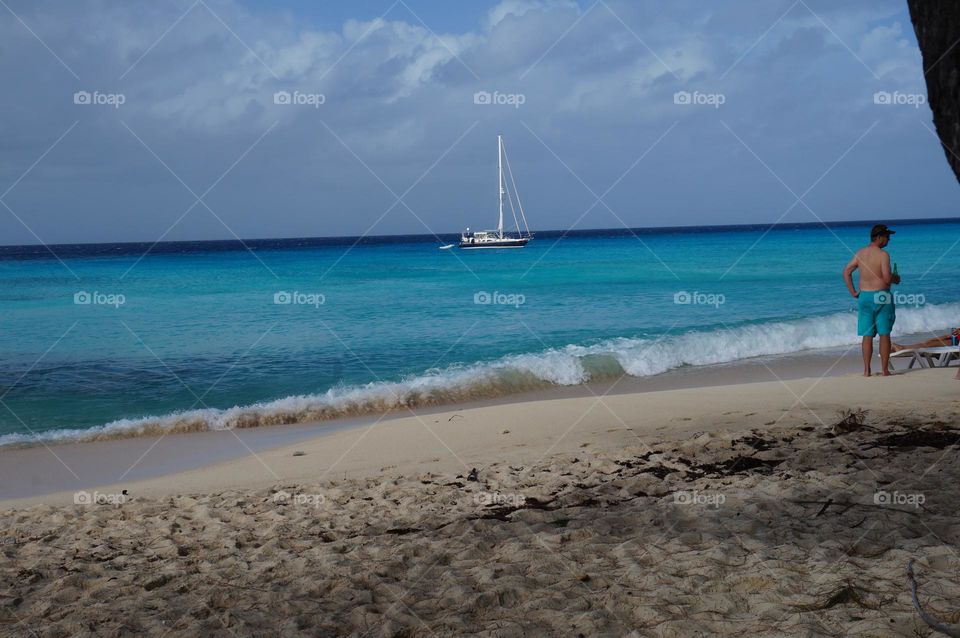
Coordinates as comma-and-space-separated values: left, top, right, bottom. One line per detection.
4, 301, 957, 447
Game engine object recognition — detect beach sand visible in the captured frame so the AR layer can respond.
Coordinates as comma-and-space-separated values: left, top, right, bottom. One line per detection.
2, 368, 959, 636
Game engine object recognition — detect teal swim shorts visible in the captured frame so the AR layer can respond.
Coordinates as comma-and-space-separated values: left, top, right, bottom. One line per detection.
857, 289, 896, 337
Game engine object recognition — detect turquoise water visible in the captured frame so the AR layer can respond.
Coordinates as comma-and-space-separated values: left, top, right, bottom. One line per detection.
1, 220, 958, 445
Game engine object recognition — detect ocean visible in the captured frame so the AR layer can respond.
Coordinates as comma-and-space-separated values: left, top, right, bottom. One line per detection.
1, 218, 958, 446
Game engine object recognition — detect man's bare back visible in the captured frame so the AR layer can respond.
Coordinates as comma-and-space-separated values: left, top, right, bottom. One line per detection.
846, 245, 891, 293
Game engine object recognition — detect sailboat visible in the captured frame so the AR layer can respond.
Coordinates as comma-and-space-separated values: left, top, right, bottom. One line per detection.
459, 135, 533, 249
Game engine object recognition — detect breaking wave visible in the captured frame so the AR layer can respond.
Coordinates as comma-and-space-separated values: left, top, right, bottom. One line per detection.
3, 301, 957, 448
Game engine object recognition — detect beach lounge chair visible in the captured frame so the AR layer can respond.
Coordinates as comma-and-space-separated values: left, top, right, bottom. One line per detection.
890, 349, 919, 369
890, 345, 960, 370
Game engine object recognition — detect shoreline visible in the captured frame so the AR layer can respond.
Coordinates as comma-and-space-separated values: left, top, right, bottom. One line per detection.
1, 357, 955, 509
0, 342, 869, 502
2, 304, 955, 450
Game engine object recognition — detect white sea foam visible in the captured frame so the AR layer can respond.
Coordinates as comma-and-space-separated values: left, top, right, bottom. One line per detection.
4, 302, 957, 447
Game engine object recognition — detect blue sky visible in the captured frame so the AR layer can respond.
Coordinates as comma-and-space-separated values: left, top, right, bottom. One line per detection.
236, 1, 496, 33
0, 0, 956, 245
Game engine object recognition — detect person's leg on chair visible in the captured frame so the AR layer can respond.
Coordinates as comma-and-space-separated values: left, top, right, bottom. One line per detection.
893, 335, 951, 352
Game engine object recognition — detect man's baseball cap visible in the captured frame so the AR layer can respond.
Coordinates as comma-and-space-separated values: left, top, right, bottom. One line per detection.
870, 223, 896, 239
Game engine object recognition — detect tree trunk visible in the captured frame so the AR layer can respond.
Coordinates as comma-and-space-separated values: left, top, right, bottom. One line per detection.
907, 0, 960, 183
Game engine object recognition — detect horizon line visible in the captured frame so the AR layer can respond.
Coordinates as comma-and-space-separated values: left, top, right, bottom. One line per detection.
2, 215, 958, 251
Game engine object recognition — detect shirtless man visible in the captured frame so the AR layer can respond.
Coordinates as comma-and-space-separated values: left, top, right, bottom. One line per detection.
842, 224, 901, 376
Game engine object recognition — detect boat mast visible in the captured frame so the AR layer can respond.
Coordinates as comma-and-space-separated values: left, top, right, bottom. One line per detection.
497, 134, 504, 239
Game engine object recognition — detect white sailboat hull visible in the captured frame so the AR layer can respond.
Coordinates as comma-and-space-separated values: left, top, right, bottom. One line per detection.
458, 237, 530, 249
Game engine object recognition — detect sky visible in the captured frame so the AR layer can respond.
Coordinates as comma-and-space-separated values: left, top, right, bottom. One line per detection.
0, 0, 957, 245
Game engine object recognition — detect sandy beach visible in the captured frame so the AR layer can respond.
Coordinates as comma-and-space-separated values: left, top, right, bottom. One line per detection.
2, 367, 959, 636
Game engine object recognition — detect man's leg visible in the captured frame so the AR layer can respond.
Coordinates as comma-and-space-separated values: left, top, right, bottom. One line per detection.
879, 335, 892, 376
875, 300, 895, 376
856, 296, 876, 376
